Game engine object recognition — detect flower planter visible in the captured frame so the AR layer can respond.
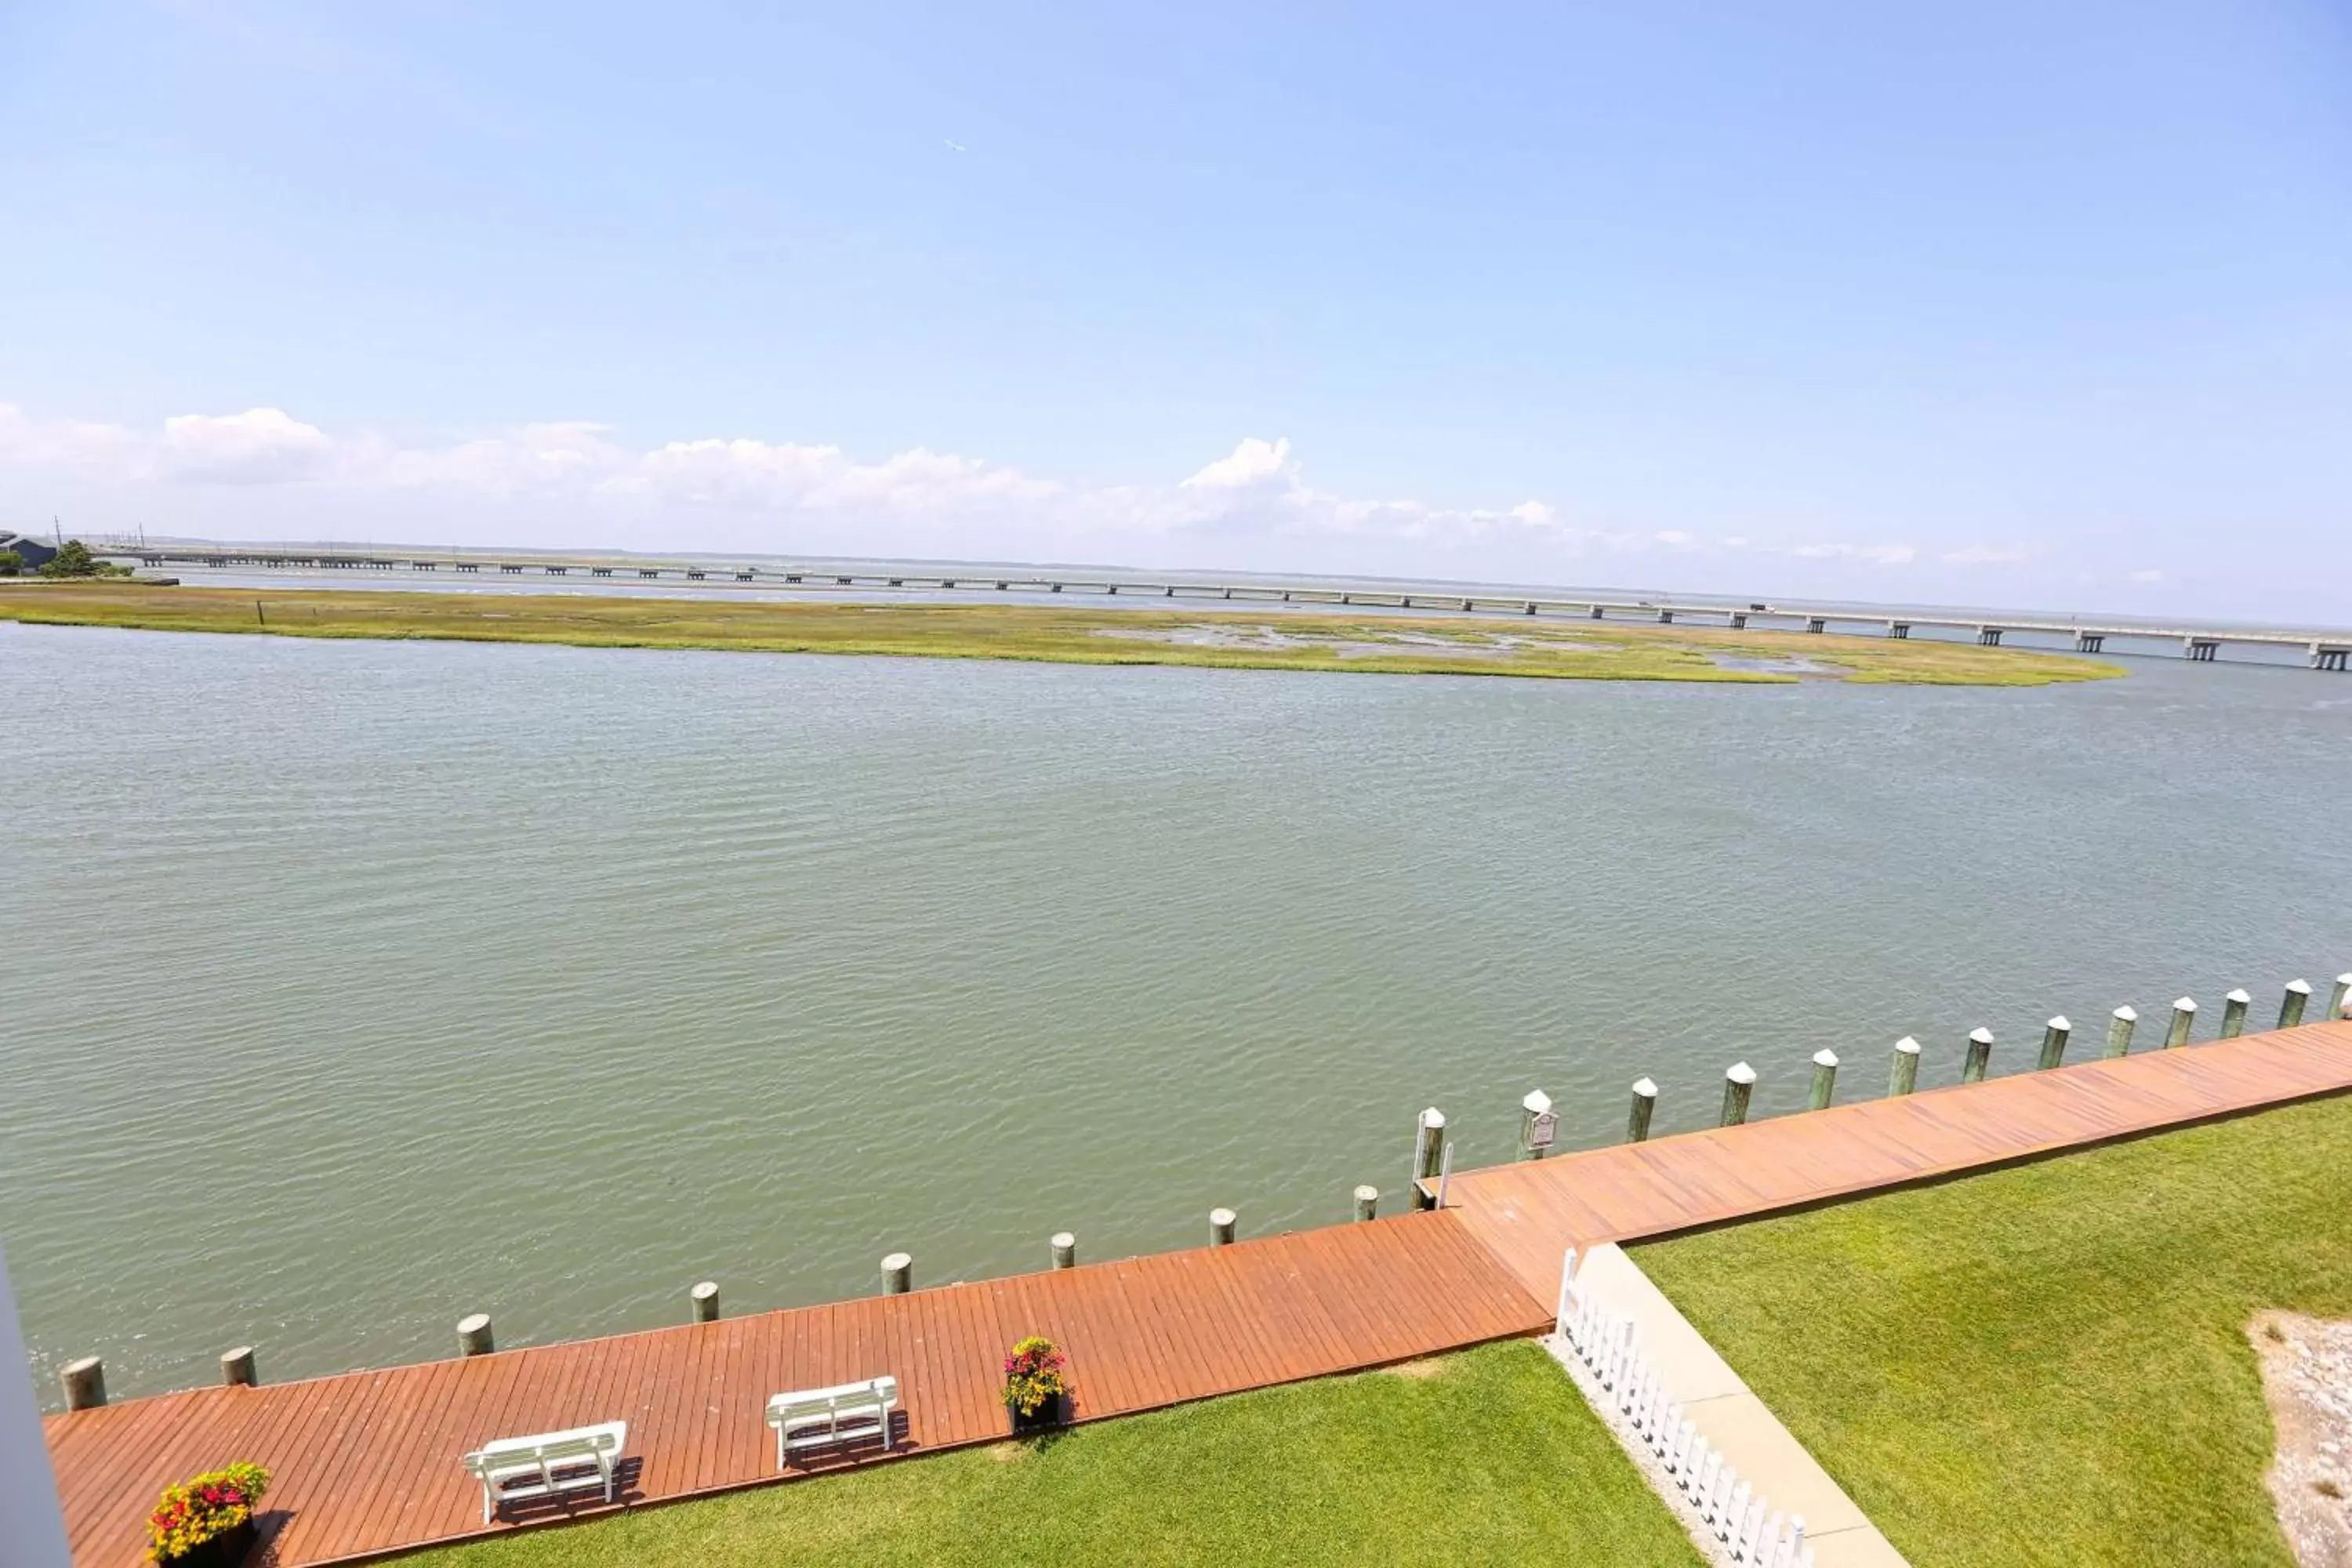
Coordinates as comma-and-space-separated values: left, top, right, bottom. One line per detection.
1010, 1390, 1068, 1436
162, 1519, 256, 1568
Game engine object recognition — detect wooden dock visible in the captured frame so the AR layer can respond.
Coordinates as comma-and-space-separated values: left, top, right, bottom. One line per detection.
42, 1018, 2352, 1566
1443, 1017, 2352, 1304
42, 1213, 1544, 1566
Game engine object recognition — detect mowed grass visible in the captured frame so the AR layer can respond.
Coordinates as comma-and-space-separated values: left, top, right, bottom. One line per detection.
397, 1340, 1703, 1567
1637, 1093, 2352, 1568
0, 582, 2120, 686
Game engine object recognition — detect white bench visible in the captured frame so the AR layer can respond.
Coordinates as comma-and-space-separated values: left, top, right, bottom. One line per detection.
765, 1376, 899, 1468
459, 1420, 628, 1523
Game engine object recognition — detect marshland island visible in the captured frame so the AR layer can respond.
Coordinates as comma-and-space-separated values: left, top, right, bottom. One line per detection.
1, 583, 2122, 686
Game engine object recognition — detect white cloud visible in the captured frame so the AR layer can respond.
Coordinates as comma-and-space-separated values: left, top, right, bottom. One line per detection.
1793, 541, 1916, 565
1653, 529, 1695, 548
1181, 436, 1294, 491
2129, 568, 2163, 583
0, 402, 139, 468
1941, 544, 2035, 566
161, 408, 333, 484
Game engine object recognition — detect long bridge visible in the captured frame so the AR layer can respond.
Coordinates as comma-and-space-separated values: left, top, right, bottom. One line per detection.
104, 541, 2352, 669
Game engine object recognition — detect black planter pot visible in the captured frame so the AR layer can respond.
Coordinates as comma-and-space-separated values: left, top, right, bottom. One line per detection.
1009, 1391, 1068, 1435
165, 1519, 256, 1568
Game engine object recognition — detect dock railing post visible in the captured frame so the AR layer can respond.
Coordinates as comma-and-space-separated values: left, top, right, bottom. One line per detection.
690, 1281, 719, 1323
2220, 990, 2251, 1040
1410, 1108, 1447, 1211
59, 1357, 104, 1411
1889, 1036, 1922, 1096
1962, 1028, 1994, 1084
2038, 1016, 2072, 1070
2281, 981, 2310, 1029
881, 1254, 913, 1295
457, 1314, 493, 1357
1719, 1062, 1756, 1127
1627, 1078, 1658, 1142
2105, 1006, 2138, 1058
1519, 1090, 1557, 1160
1806, 1051, 1838, 1111
2165, 997, 2197, 1048
1352, 1186, 1378, 1222
1051, 1232, 1077, 1269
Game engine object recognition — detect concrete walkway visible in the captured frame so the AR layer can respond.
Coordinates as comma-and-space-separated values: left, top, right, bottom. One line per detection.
1570, 1243, 1908, 1568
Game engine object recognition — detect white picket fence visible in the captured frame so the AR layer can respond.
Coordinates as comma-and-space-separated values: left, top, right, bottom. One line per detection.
1557, 1249, 1813, 1568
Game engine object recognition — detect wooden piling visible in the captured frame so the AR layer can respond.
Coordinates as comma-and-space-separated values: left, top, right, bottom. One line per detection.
1806, 1050, 1838, 1111
457, 1315, 494, 1357
60, 1357, 105, 1411
1210, 1208, 1238, 1247
881, 1254, 913, 1295
690, 1282, 719, 1323
1962, 1027, 1994, 1084
1890, 1036, 1922, 1096
1353, 1186, 1379, 1222
1627, 1078, 1658, 1143
1719, 1062, 1756, 1127
220, 1348, 256, 1388
2330, 974, 2352, 1021
1411, 1108, 1446, 1211
1518, 1090, 1557, 1160
1051, 1232, 1076, 1269
2165, 997, 2197, 1049
2220, 990, 2251, 1040
2281, 981, 2310, 1029
2038, 1015, 2072, 1070
2105, 1006, 2138, 1058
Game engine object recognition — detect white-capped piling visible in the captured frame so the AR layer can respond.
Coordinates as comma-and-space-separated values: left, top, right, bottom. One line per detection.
1051, 1232, 1077, 1269
1410, 1107, 1447, 1211
881, 1253, 913, 1295
1719, 1062, 1756, 1127
1519, 1090, 1558, 1160
1962, 1027, 1994, 1084
2165, 997, 2197, 1048
2220, 990, 2251, 1039
457, 1314, 493, 1357
1352, 1185, 1378, 1223
2038, 1016, 2072, 1070
1806, 1050, 1838, 1111
2330, 974, 2352, 1021
1889, 1036, 1922, 1096
220, 1347, 256, 1387
1627, 1078, 1658, 1142
690, 1281, 719, 1323
2281, 981, 2311, 1029
1210, 1207, 1237, 1247
2105, 1006, 2138, 1058
60, 1356, 105, 1410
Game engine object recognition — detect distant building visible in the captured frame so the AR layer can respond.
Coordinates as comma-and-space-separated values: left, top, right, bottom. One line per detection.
0, 531, 57, 569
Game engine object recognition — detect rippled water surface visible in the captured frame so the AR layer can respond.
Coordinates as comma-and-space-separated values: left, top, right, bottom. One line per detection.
5, 620, 2349, 1403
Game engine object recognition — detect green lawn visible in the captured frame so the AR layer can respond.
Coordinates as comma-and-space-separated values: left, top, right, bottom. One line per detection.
1638, 1093, 2352, 1568
397, 1340, 1701, 1566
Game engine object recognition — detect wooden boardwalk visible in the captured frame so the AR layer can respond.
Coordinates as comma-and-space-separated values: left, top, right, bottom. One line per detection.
43, 1018, 2352, 1566
41, 1211, 1544, 1566
1444, 1018, 2352, 1302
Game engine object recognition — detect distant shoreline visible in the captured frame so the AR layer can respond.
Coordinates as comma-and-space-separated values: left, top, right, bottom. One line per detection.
0, 583, 2125, 687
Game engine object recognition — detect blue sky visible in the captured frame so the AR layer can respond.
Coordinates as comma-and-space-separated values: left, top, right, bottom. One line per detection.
2, 2, 2347, 619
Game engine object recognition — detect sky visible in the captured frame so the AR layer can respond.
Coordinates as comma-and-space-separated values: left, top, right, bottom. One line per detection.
2, 2, 2348, 620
